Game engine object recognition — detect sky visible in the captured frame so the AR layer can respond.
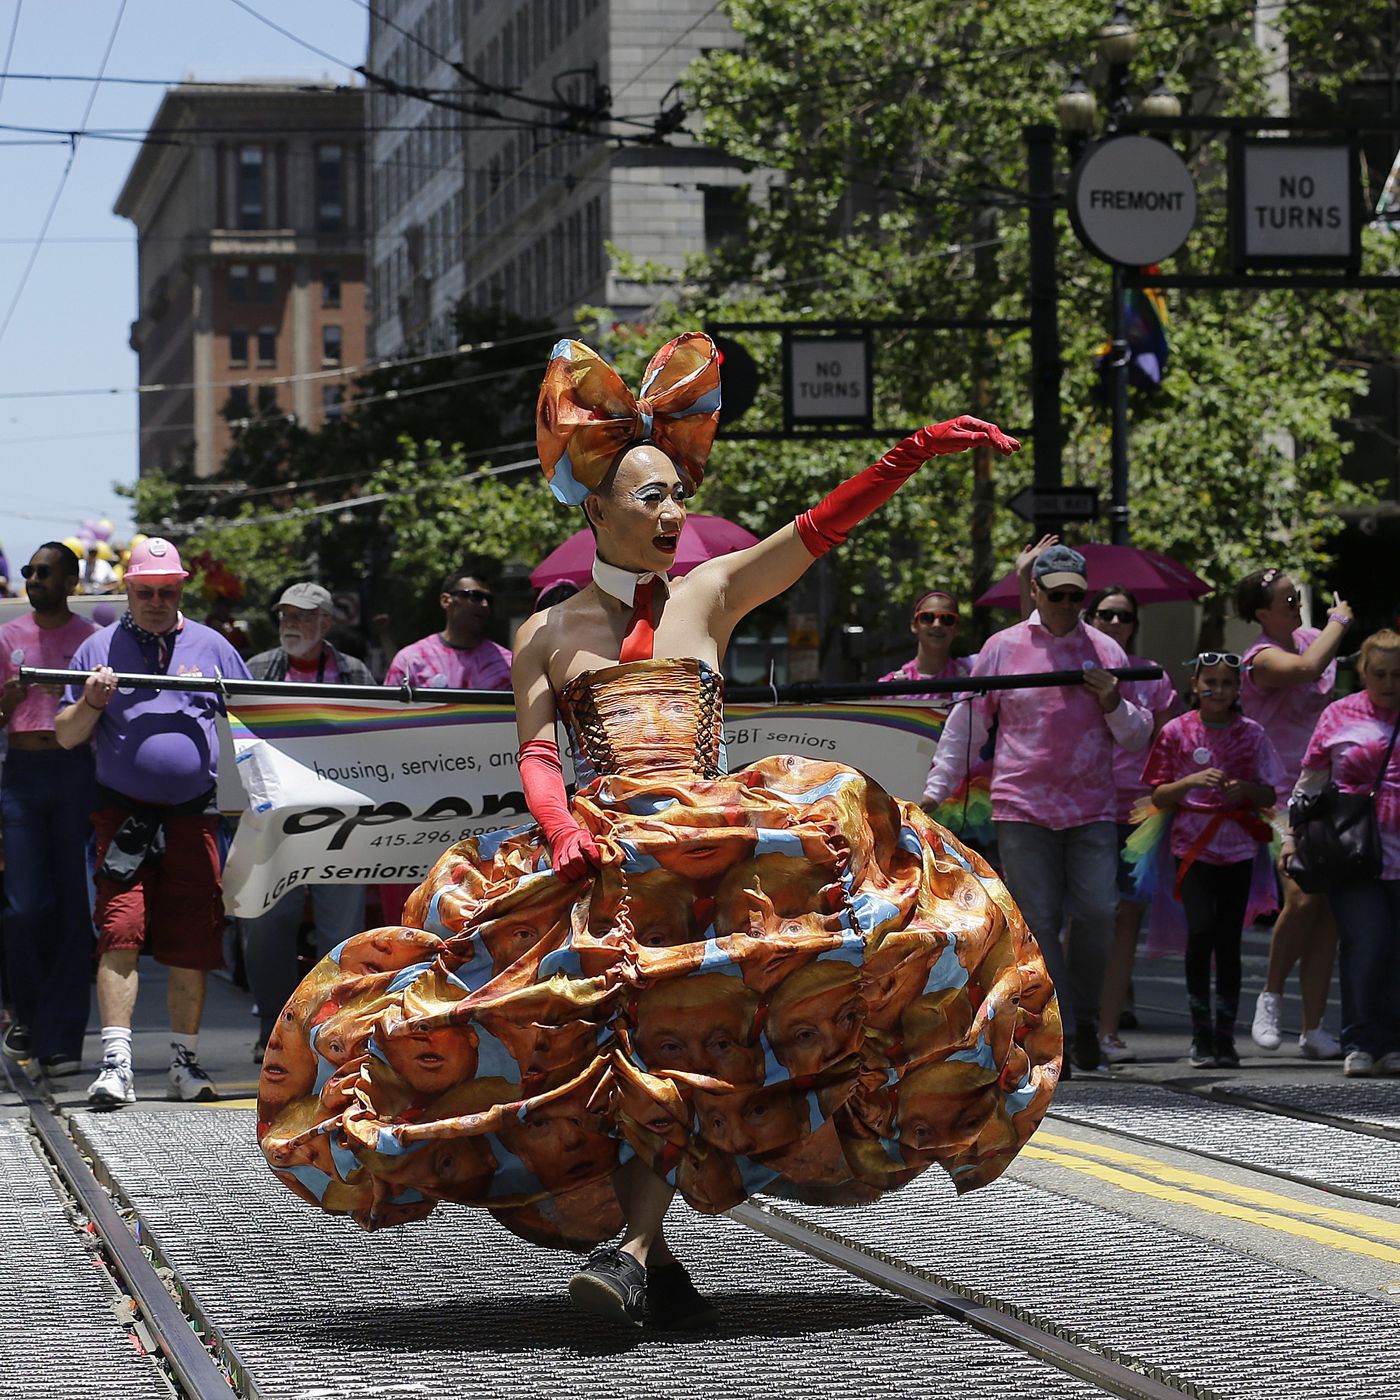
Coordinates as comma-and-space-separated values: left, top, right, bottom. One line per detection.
0, 0, 368, 578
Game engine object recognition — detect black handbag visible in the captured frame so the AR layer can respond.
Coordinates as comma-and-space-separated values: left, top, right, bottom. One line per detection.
1287, 710, 1400, 895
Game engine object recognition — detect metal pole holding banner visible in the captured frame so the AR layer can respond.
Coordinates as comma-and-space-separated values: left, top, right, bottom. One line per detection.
1108, 262, 1131, 546
22, 665, 1164, 706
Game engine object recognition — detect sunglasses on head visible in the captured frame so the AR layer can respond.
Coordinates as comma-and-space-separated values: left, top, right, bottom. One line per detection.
448, 588, 493, 605
1188, 652, 1242, 669
1042, 588, 1085, 604
1092, 607, 1136, 624
20, 563, 57, 580
915, 610, 958, 627
131, 586, 180, 602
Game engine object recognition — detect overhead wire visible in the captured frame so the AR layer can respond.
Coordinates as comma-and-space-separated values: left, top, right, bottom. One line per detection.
0, 0, 23, 110
0, 0, 127, 350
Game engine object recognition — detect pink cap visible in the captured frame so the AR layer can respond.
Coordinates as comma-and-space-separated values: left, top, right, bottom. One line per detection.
124, 537, 189, 579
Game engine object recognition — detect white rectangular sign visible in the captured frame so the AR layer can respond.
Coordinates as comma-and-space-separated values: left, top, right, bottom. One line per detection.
786, 336, 871, 423
1239, 141, 1355, 262
218, 694, 943, 917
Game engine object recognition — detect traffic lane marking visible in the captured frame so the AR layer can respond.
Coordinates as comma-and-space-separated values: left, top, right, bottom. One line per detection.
1024, 1140, 1400, 1265
1035, 1130, 1400, 1244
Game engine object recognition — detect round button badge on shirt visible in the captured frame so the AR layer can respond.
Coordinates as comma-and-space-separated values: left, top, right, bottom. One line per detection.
428, 674, 449, 688
9, 648, 23, 667
1192, 746, 1212, 765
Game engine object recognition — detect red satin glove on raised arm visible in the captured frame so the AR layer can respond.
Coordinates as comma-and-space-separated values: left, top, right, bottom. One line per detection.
795, 416, 1020, 557
518, 737, 601, 880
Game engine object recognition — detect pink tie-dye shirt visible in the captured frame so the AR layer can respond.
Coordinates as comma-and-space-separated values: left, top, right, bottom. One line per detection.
1300, 692, 1400, 880
924, 614, 1152, 829
1240, 627, 1335, 794
1142, 710, 1284, 865
1111, 655, 1179, 822
879, 654, 973, 707
384, 633, 512, 691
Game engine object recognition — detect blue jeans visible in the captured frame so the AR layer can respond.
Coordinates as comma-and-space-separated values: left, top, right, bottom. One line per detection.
240, 884, 365, 1038
995, 819, 1119, 1039
1, 746, 96, 1058
1327, 878, 1400, 1058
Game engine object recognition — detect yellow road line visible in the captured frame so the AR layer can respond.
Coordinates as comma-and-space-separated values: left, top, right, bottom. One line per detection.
1036, 1130, 1400, 1245
1023, 1140, 1400, 1265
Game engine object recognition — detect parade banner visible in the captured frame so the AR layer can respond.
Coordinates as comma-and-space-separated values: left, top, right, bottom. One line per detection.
220, 693, 944, 917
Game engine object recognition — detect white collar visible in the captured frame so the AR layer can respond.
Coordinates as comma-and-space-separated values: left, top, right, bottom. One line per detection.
591, 555, 671, 608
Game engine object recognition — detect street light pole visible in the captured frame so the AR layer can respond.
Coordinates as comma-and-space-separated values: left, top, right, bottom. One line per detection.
1026, 123, 1065, 540
1108, 263, 1131, 544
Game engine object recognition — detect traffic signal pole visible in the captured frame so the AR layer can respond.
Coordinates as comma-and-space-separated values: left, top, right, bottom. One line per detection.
1025, 124, 1065, 539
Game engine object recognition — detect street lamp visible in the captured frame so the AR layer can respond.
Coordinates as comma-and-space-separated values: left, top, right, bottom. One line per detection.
1056, 4, 1182, 546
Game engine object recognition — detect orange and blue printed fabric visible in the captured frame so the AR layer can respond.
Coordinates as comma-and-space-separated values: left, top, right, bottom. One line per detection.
535, 333, 721, 504
257, 658, 1061, 1249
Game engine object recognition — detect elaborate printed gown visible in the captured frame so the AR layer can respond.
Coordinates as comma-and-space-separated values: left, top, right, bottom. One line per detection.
257, 658, 1061, 1249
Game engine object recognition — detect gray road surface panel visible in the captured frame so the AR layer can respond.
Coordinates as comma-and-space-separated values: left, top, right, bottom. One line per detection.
1051, 1079, 1400, 1200
1211, 1078, 1400, 1133
773, 1147, 1399, 1399
0, 1120, 166, 1400
74, 1110, 1110, 1400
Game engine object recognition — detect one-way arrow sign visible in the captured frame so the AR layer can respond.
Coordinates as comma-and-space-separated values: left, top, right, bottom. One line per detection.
1007, 485, 1099, 524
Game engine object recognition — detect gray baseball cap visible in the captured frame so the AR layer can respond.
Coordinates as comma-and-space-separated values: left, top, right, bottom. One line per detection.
275, 582, 333, 614
1032, 544, 1088, 591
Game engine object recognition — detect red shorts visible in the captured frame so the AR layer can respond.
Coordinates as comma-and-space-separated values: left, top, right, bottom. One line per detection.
92, 807, 225, 970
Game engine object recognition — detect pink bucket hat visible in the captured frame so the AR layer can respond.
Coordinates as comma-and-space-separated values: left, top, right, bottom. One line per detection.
125, 536, 189, 579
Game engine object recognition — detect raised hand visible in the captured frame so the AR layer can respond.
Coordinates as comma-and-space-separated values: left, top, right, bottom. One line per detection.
911, 415, 1022, 457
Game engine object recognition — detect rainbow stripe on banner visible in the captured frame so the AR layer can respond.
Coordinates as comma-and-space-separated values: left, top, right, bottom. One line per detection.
727, 702, 947, 742
225, 699, 517, 742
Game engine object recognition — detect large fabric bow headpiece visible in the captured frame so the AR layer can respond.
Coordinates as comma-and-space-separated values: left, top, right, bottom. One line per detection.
535, 332, 722, 505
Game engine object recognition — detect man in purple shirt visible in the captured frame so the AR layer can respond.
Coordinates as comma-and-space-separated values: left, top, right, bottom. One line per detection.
384, 568, 512, 691
924, 544, 1152, 1074
55, 538, 250, 1108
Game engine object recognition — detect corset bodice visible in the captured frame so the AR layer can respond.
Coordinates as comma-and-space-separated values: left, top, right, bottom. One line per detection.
559, 658, 725, 784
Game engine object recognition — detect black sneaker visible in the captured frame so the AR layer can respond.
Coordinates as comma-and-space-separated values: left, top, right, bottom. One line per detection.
2, 1022, 31, 1059
1213, 1038, 1241, 1069
1188, 1035, 1215, 1068
568, 1245, 646, 1328
1071, 1026, 1104, 1073
646, 1260, 719, 1330
39, 1054, 83, 1078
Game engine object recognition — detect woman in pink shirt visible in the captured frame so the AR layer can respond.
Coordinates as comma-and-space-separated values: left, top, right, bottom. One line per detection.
1289, 630, 1400, 1077
1145, 656, 1283, 1068
1236, 568, 1353, 1059
1086, 585, 1179, 1064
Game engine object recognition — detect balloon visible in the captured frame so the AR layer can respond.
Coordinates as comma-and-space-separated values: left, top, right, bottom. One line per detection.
62, 536, 84, 556
93, 519, 114, 541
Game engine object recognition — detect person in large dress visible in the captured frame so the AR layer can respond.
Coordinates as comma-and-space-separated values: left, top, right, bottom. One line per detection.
256, 333, 1060, 1329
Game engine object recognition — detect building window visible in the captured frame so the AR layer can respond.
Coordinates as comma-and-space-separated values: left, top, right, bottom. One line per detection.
321, 267, 342, 308
322, 385, 345, 419
237, 145, 264, 229
256, 384, 279, 415
227, 385, 249, 418
322, 324, 342, 366
255, 264, 277, 302
228, 264, 249, 303
703, 186, 746, 252
229, 329, 248, 367
317, 144, 344, 232
256, 327, 277, 366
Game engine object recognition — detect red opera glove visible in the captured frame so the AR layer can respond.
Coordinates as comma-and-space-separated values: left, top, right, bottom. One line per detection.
795, 417, 1020, 557
518, 737, 601, 880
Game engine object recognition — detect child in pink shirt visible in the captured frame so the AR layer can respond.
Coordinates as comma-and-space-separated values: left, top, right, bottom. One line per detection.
1144, 655, 1283, 1069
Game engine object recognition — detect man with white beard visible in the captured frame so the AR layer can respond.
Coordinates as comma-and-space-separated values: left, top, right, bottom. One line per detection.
243, 583, 376, 1058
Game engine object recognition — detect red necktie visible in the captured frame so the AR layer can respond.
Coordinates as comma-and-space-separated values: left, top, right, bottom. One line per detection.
619, 577, 657, 663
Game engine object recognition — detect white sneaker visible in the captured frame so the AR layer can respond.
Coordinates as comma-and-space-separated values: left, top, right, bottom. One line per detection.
1376, 1051, 1400, 1075
1251, 991, 1283, 1050
167, 1048, 217, 1102
87, 1054, 135, 1108
1100, 1033, 1135, 1064
1300, 1026, 1342, 1060
1344, 1051, 1375, 1077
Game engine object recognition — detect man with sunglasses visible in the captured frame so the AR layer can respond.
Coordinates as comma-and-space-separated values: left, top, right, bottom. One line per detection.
924, 543, 1154, 1074
384, 568, 512, 692
0, 542, 97, 1075
54, 537, 251, 1108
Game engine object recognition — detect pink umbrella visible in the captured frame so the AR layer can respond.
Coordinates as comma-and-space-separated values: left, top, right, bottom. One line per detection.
530, 513, 761, 590
975, 543, 1210, 609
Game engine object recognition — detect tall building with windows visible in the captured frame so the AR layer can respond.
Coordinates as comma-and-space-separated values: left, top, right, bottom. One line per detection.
366, 0, 744, 358
115, 83, 368, 477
